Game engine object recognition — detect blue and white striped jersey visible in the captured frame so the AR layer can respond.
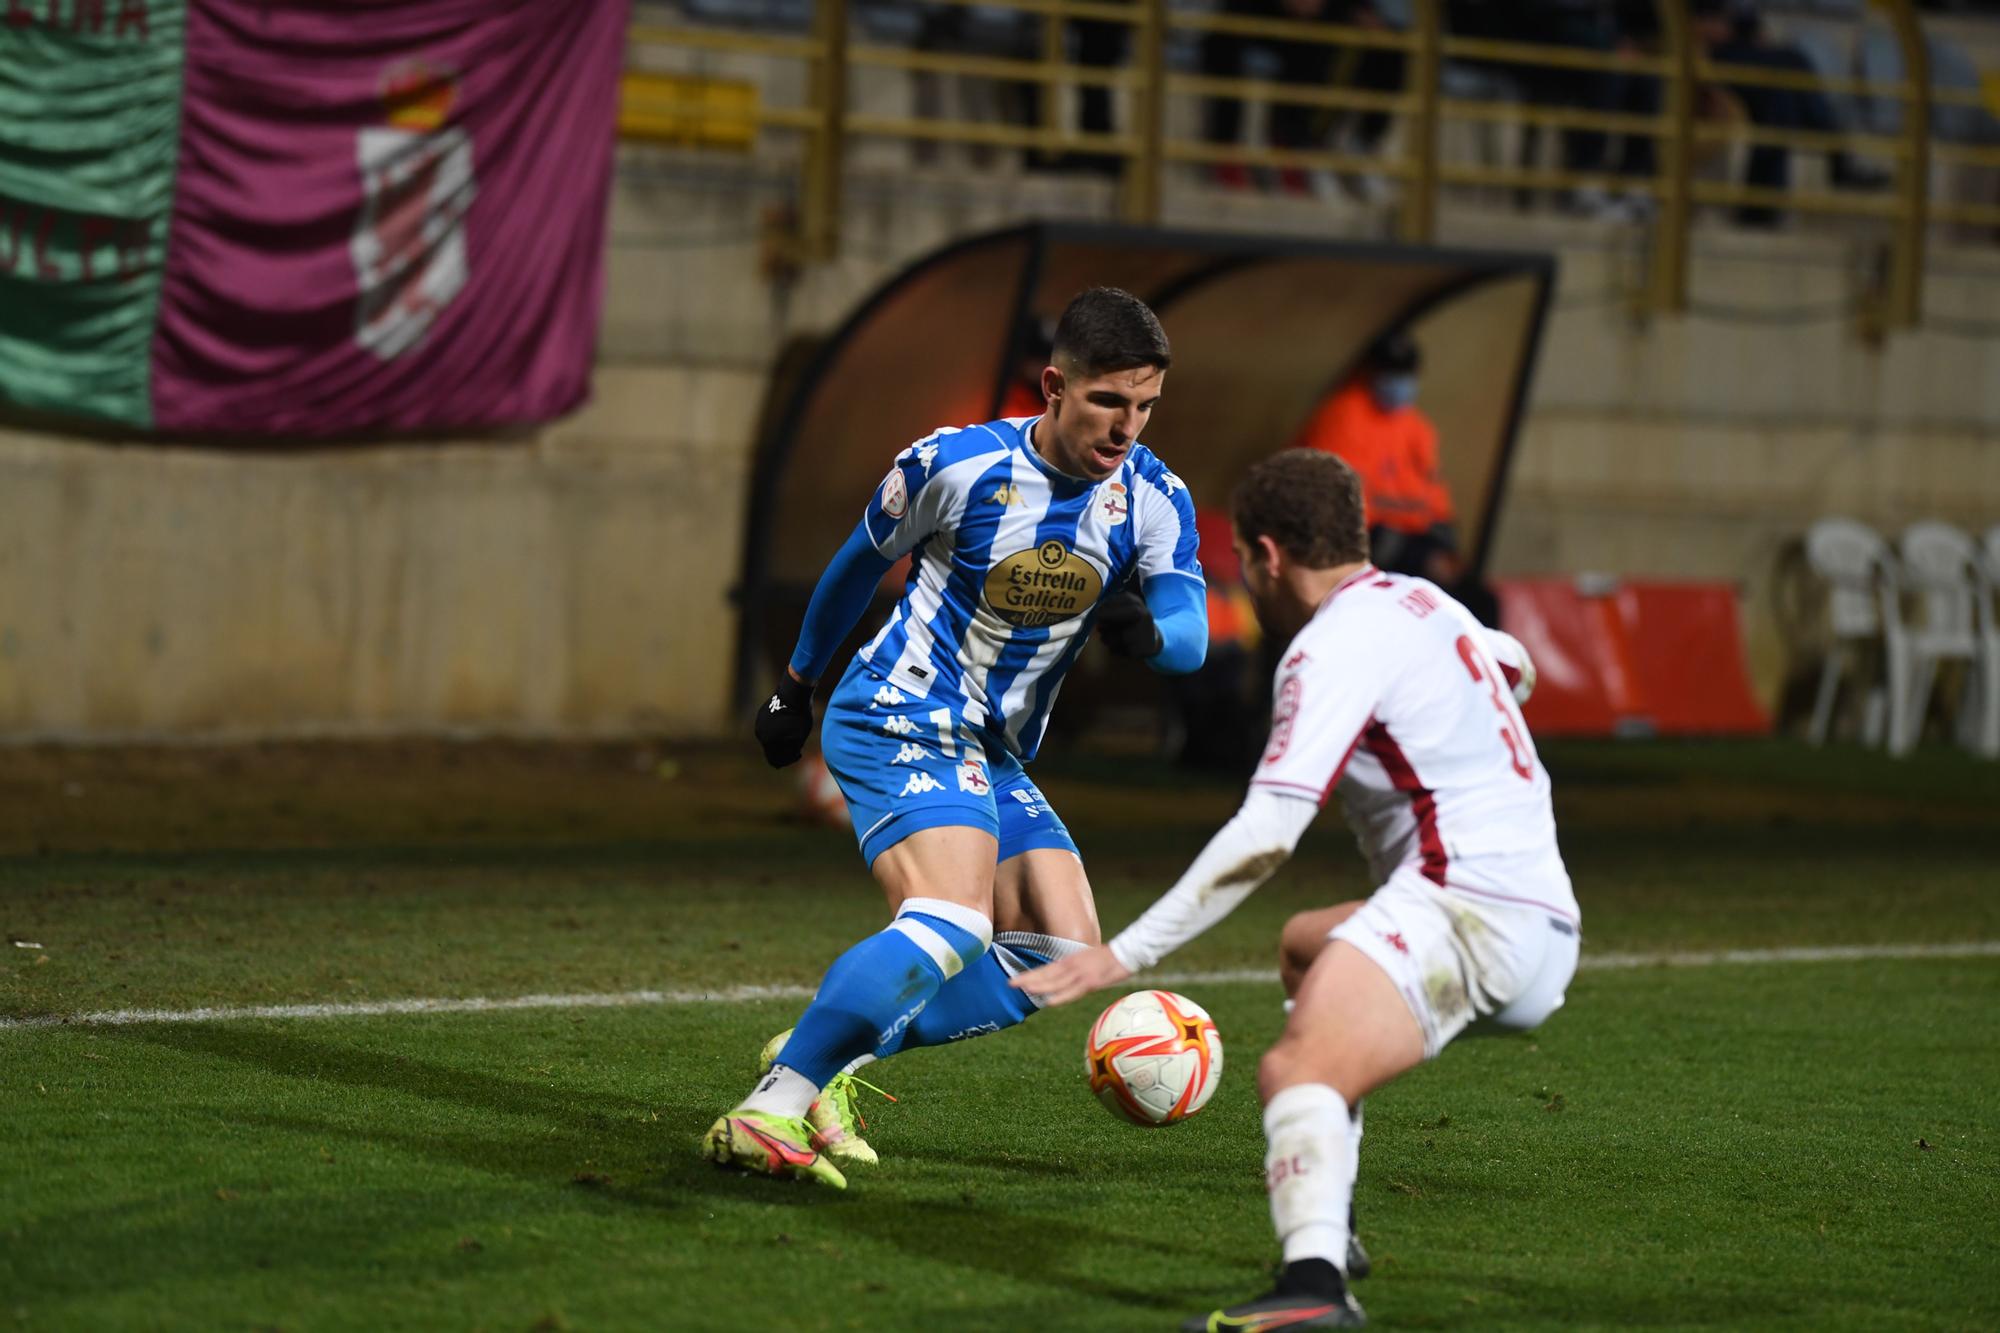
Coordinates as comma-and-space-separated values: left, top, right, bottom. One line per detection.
853, 415, 1203, 760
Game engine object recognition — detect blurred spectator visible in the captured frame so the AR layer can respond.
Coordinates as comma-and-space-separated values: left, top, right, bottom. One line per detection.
911, 5, 1039, 168
1447, 0, 1658, 217
1693, 0, 1889, 227
1062, 1, 1132, 177
1202, 1, 1405, 196
1291, 332, 1458, 583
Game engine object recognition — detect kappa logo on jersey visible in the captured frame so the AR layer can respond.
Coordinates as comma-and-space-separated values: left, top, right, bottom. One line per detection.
879, 468, 908, 520
956, 759, 990, 795
1382, 931, 1411, 955
1284, 649, 1309, 671
1098, 482, 1128, 527
899, 771, 946, 797
892, 742, 931, 765
915, 442, 939, 474
880, 713, 919, 736
1009, 788, 1043, 818
1160, 469, 1185, 496
988, 482, 1026, 507
871, 684, 908, 709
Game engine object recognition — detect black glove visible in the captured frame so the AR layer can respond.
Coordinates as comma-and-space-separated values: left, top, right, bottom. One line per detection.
754, 672, 815, 768
1095, 590, 1163, 659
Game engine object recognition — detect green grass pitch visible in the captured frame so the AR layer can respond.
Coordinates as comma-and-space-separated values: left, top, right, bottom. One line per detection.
2, 739, 1997, 1331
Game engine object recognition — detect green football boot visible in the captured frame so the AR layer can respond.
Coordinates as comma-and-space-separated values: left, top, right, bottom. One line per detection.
758, 1028, 895, 1168
700, 1109, 846, 1189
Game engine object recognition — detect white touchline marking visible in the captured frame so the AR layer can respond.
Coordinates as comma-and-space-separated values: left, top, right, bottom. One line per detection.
3, 941, 1996, 1033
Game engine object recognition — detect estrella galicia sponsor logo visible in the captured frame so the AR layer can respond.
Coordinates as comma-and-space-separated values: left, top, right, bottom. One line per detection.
899, 772, 945, 797
983, 540, 1104, 628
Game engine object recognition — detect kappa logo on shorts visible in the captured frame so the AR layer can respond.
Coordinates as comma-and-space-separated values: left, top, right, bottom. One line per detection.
881, 714, 919, 736
892, 742, 931, 765
871, 684, 908, 709
1382, 931, 1411, 955
899, 772, 946, 797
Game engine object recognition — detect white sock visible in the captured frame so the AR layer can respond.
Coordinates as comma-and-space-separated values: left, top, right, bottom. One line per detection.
1347, 1098, 1365, 1182
839, 1052, 878, 1078
739, 1064, 818, 1120
1264, 1082, 1353, 1271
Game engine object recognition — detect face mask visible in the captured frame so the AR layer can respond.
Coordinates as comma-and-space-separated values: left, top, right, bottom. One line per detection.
1371, 374, 1417, 411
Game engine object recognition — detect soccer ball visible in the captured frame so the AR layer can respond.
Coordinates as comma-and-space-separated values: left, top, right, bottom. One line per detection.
1085, 990, 1223, 1126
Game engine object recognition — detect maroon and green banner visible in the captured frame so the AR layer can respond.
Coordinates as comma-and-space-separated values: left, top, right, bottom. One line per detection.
0, 0, 627, 436
0, 1, 185, 427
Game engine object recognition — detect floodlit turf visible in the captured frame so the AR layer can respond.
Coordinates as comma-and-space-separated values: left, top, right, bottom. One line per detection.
3, 739, 1998, 1331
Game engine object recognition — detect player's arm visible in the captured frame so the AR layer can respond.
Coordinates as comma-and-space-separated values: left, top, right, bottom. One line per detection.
1094, 575, 1207, 673
1009, 788, 1318, 1004
1098, 468, 1208, 674
1479, 626, 1537, 704
754, 444, 941, 767
1014, 636, 1383, 1004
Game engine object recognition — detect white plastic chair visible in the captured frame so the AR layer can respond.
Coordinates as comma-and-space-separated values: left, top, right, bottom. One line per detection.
1893, 522, 1983, 756
1970, 526, 2000, 759
1804, 518, 1903, 748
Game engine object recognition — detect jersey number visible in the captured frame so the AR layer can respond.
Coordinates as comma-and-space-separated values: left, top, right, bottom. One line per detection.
1456, 635, 1534, 781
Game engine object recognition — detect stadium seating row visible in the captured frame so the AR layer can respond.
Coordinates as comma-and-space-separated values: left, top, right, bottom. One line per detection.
1805, 518, 2000, 758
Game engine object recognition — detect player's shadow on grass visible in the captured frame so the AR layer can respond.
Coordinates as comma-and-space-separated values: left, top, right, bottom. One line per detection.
107, 1022, 851, 1214
838, 1198, 1248, 1310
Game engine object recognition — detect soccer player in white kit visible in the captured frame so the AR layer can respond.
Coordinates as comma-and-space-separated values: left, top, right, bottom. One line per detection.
1018, 450, 1580, 1330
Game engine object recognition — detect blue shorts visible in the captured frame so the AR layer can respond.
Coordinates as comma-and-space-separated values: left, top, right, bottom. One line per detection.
820, 662, 1080, 867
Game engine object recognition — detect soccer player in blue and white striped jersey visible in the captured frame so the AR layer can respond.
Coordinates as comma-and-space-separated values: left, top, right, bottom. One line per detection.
704, 288, 1208, 1186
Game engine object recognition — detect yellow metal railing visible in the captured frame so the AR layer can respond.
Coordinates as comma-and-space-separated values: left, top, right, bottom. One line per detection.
625, 1, 1993, 327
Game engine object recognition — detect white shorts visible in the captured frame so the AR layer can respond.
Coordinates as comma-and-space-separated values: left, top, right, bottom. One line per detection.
1329, 867, 1580, 1059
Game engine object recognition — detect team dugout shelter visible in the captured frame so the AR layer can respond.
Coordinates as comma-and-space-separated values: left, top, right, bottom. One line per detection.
734, 222, 1555, 721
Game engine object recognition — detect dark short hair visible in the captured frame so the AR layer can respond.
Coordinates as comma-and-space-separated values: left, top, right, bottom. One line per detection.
1232, 451, 1369, 570
1366, 330, 1419, 375
1051, 287, 1171, 378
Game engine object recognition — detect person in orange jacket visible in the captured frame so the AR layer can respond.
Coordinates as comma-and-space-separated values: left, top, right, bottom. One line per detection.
1292, 331, 1461, 585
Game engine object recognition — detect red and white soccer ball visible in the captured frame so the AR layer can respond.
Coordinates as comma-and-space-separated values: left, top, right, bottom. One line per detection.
1085, 990, 1224, 1126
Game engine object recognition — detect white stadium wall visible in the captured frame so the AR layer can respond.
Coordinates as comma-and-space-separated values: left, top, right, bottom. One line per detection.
4, 152, 2000, 739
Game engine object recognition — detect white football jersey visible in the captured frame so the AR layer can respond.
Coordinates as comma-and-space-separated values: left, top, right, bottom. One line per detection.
1252, 566, 1578, 924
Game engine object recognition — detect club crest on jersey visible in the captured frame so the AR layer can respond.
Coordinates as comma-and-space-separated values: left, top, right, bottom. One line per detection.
879, 468, 908, 520
1098, 482, 1128, 527
956, 759, 990, 795
983, 540, 1105, 629
899, 772, 945, 797
988, 482, 1026, 508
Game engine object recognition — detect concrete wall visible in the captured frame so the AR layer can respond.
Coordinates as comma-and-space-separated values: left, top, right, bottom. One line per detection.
5, 142, 2000, 739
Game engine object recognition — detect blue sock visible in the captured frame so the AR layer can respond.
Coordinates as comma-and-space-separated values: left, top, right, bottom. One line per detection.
771, 898, 992, 1092
875, 932, 1086, 1058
